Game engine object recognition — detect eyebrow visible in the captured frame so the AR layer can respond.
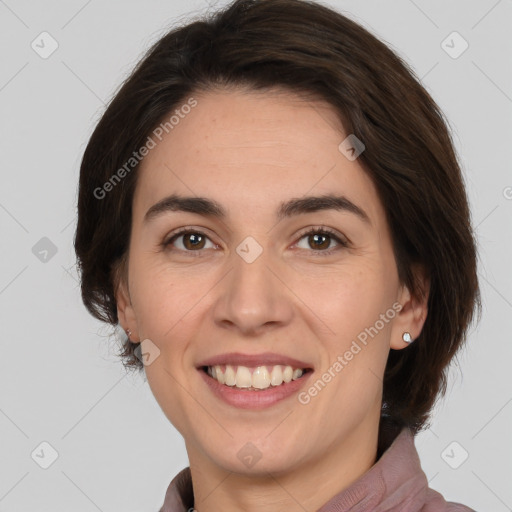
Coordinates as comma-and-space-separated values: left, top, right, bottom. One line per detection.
144, 193, 371, 225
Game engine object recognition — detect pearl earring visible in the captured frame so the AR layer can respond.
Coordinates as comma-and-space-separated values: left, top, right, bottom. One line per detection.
126, 328, 132, 339
402, 332, 413, 343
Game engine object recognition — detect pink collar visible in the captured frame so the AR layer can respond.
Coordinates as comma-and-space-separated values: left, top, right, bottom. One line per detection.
159, 425, 473, 511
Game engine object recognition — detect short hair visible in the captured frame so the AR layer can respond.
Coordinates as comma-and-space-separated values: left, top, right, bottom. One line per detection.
74, 0, 481, 434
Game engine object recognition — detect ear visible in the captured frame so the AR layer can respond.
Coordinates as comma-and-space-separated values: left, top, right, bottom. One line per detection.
390, 263, 430, 350
113, 257, 140, 343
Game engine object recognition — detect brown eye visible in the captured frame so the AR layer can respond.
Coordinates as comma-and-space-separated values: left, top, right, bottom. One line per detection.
307, 233, 331, 250
181, 232, 206, 250
295, 227, 348, 255
164, 230, 215, 252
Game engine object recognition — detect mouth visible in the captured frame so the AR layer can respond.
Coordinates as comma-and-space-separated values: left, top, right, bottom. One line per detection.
199, 364, 313, 391
197, 363, 314, 410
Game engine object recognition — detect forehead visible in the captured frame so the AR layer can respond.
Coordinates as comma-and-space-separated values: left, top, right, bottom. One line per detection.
133, 88, 384, 225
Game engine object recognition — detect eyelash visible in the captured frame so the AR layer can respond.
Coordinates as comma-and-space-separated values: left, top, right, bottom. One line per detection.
162, 226, 349, 257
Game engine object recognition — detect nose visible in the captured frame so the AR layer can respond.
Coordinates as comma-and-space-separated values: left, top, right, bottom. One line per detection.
212, 242, 294, 336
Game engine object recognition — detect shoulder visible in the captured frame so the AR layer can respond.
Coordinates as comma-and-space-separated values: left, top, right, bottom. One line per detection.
445, 502, 476, 512
423, 487, 476, 511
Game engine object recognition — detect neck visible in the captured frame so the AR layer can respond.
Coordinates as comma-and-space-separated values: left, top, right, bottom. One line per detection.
185, 411, 380, 512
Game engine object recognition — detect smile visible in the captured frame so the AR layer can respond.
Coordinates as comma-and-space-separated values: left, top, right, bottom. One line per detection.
204, 364, 309, 390
198, 365, 313, 409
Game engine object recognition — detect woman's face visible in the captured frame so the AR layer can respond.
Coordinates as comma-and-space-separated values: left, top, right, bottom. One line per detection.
116, 87, 425, 476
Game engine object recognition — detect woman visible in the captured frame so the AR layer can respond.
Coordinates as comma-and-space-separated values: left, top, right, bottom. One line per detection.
74, 0, 481, 510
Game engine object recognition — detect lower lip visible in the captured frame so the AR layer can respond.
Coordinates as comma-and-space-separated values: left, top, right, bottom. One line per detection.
198, 368, 313, 409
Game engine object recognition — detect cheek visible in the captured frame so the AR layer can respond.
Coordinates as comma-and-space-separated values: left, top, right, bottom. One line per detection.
131, 264, 201, 433
309, 271, 393, 418
296, 263, 390, 333
133, 253, 395, 349
130, 260, 195, 337
301, 263, 394, 388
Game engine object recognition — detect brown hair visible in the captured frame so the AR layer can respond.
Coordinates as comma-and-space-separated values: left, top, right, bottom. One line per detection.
74, 0, 481, 433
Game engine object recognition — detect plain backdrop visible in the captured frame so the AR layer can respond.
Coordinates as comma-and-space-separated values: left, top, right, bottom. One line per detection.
1, 0, 511, 511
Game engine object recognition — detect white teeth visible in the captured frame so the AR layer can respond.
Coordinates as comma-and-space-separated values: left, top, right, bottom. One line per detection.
252, 366, 270, 389
224, 365, 236, 386
215, 365, 225, 385
235, 366, 252, 388
270, 365, 283, 386
206, 364, 306, 390
292, 368, 303, 380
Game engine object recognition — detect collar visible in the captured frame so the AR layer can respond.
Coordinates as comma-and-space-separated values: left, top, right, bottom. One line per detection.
159, 420, 458, 512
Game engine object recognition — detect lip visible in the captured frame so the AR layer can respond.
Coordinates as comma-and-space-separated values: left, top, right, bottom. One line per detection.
198, 366, 313, 409
196, 351, 313, 370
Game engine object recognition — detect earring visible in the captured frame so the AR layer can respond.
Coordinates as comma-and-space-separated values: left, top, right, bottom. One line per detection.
126, 328, 132, 339
402, 332, 413, 343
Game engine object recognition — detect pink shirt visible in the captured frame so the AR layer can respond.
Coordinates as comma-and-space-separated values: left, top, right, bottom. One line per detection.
159, 424, 475, 511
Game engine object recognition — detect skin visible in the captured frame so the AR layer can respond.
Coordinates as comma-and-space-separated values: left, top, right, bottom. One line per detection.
115, 87, 429, 512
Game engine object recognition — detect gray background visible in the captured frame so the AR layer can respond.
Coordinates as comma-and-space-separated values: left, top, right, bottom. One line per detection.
1, 0, 511, 510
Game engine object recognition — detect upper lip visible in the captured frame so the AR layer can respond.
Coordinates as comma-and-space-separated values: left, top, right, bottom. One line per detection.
197, 352, 314, 370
